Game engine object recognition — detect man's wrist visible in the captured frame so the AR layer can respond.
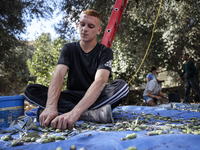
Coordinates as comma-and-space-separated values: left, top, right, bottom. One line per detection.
46, 105, 57, 108
71, 107, 84, 117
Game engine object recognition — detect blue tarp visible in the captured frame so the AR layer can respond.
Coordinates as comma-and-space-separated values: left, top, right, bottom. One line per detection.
1, 104, 200, 150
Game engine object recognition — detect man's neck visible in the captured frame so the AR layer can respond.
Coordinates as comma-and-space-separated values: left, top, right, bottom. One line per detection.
80, 40, 97, 53
186, 58, 190, 63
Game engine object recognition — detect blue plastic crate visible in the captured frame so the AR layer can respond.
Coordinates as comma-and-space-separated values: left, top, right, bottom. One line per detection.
0, 95, 24, 127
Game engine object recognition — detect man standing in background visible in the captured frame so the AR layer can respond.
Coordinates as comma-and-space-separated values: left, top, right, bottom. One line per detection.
178, 54, 200, 103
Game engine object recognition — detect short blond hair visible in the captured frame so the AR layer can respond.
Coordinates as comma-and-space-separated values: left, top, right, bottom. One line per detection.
82, 9, 101, 21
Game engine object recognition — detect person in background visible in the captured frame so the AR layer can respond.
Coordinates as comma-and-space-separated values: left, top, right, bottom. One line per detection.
143, 72, 168, 106
178, 53, 200, 103
146, 66, 157, 83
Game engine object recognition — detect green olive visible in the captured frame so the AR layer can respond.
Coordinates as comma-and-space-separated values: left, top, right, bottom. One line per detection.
182, 129, 187, 133
49, 127, 54, 130
42, 139, 49, 143
44, 132, 48, 136
60, 136, 65, 140
126, 134, 134, 139
141, 124, 147, 128
33, 126, 38, 130
105, 127, 110, 131
147, 131, 157, 136
193, 132, 200, 135
25, 137, 31, 142
3, 136, 10, 141
187, 130, 191, 134
156, 130, 163, 135
126, 133, 137, 139
125, 124, 129, 128
11, 142, 16, 147
11, 141, 23, 147
126, 146, 137, 150
99, 127, 105, 131
55, 136, 61, 140
55, 129, 61, 133
131, 124, 135, 128
131, 133, 137, 138
65, 129, 69, 132
62, 133, 67, 136
171, 124, 176, 128
70, 145, 77, 150
51, 135, 56, 139
49, 137, 55, 142
134, 127, 141, 131
114, 127, 118, 130
161, 126, 165, 130
118, 128, 124, 131
91, 126, 96, 130
31, 137, 36, 142
56, 147, 63, 150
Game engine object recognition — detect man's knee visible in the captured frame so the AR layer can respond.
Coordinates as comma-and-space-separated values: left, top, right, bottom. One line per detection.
116, 79, 127, 84
113, 79, 128, 87
25, 84, 48, 93
147, 100, 156, 106
105, 79, 129, 109
107, 79, 129, 97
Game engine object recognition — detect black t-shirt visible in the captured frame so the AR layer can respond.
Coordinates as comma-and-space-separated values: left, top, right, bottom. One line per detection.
57, 41, 113, 91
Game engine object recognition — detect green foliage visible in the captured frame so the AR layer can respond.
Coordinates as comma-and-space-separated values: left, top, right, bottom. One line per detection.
0, 43, 34, 95
0, 0, 56, 94
27, 33, 69, 89
0, 0, 55, 76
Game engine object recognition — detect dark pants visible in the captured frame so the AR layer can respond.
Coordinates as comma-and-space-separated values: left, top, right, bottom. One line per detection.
185, 77, 200, 103
24, 79, 129, 114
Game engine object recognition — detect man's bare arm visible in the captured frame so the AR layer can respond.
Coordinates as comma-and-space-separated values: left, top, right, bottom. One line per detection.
147, 90, 162, 100
158, 90, 164, 97
157, 90, 164, 103
46, 64, 68, 106
40, 64, 68, 127
51, 69, 110, 129
73, 69, 109, 112
147, 90, 163, 104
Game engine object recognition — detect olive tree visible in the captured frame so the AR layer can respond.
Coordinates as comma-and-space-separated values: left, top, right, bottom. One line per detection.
27, 33, 71, 90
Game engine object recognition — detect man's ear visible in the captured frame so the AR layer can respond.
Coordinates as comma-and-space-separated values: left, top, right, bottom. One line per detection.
97, 27, 102, 35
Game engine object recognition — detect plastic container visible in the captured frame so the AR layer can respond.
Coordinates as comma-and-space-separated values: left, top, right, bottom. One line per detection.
0, 95, 24, 127
168, 93, 180, 103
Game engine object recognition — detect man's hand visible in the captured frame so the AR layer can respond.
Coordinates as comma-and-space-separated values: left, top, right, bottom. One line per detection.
184, 73, 187, 77
156, 96, 164, 104
178, 76, 181, 80
51, 111, 80, 130
39, 107, 58, 127
155, 96, 162, 100
160, 98, 164, 104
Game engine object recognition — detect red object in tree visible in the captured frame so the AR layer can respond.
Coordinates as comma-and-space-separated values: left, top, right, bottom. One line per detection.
101, 0, 128, 48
